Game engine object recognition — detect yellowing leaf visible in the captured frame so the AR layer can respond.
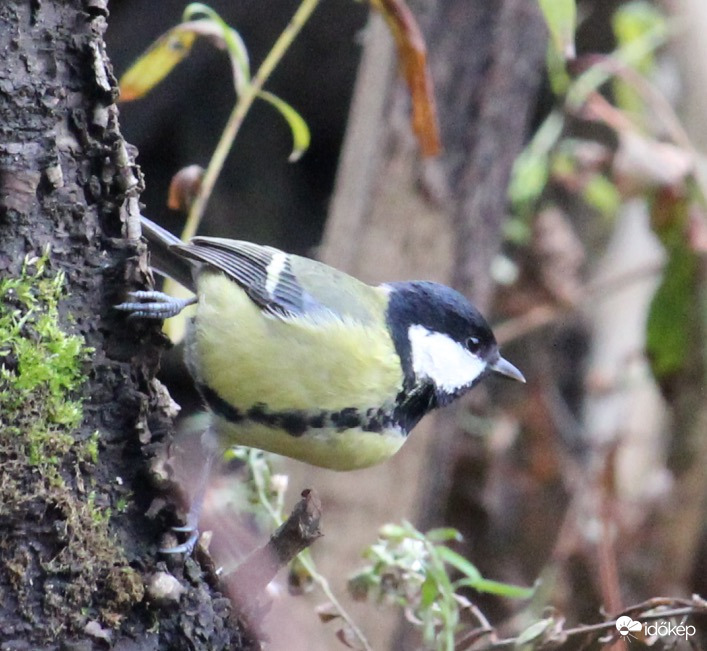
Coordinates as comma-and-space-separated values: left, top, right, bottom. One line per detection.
516, 618, 555, 645
538, 0, 577, 61
183, 3, 251, 92
119, 27, 196, 102
258, 91, 311, 162
612, 1, 666, 114
369, 0, 441, 157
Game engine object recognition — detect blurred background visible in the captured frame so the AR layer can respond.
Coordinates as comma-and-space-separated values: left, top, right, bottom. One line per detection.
106, 0, 707, 648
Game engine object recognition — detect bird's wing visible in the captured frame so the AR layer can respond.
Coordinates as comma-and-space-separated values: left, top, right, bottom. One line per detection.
171, 236, 384, 322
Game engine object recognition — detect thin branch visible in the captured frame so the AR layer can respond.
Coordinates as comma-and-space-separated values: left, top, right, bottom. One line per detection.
597, 453, 625, 651
183, 0, 321, 239
247, 453, 374, 651
225, 488, 323, 599
466, 599, 707, 650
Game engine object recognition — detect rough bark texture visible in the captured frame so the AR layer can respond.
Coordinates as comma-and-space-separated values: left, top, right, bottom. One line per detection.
0, 1, 253, 648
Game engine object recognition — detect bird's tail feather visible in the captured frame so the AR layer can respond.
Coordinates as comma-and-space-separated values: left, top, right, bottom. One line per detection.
139, 215, 195, 291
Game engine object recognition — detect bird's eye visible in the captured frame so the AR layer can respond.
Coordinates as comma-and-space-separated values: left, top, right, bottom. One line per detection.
466, 336, 481, 353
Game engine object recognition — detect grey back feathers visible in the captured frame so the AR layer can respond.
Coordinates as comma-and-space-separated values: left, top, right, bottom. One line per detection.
139, 216, 386, 324
174, 238, 311, 318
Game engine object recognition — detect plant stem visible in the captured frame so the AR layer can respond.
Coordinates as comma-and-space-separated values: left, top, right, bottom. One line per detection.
183, 0, 321, 241
248, 450, 373, 651
297, 552, 374, 651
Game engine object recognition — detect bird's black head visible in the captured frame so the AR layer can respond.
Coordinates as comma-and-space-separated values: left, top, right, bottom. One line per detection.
385, 281, 524, 430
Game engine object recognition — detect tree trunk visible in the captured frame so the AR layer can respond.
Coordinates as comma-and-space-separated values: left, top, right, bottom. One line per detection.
0, 1, 252, 648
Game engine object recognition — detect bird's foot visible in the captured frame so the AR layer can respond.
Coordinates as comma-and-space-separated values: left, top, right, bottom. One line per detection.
159, 526, 201, 555
115, 291, 195, 320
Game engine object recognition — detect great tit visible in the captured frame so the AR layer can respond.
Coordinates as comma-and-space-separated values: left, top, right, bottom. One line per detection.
118, 217, 525, 472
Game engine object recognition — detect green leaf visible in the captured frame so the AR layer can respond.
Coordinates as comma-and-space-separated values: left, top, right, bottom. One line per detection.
612, 1, 666, 114
509, 111, 564, 214
612, 1, 664, 69
646, 193, 699, 380
435, 546, 482, 582
646, 247, 698, 378
420, 574, 438, 607
456, 577, 535, 599
515, 618, 554, 646
546, 43, 571, 96
538, 0, 576, 60
509, 150, 550, 213
424, 527, 463, 543
379, 523, 409, 540
436, 546, 535, 599
258, 90, 311, 162
582, 174, 621, 218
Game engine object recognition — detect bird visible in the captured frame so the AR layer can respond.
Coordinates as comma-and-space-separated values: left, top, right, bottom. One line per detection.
117, 216, 525, 549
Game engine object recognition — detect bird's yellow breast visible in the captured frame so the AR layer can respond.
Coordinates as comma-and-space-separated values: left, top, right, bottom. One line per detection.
186, 273, 406, 468
190, 273, 403, 411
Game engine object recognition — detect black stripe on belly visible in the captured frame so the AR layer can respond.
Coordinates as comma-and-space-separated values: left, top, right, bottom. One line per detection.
247, 403, 309, 437
197, 384, 401, 437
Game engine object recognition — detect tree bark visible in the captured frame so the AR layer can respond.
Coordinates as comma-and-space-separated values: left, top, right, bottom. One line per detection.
0, 1, 252, 648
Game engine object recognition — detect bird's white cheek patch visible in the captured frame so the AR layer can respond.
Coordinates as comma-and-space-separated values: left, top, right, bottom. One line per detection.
408, 325, 486, 392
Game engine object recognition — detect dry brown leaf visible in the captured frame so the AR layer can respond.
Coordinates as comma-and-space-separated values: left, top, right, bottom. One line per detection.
168, 164, 205, 213
315, 601, 341, 623
336, 624, 365, 649
369, 0, 441, 157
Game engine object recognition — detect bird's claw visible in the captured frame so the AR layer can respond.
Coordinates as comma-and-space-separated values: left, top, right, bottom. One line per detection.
159, 528, 200, 555
115, 291, 195, 320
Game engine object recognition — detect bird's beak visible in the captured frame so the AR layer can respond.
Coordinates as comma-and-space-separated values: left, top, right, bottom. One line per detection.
490, 356, 526, 383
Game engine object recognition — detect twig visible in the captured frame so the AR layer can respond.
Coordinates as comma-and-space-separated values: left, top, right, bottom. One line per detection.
571, 52, 707, 200
217, 488, 322, 642
184, 0, 321, 239
226, 488, 323, 599
298, 551, 374, 651
466, 600, 707, 650
494, 303, 562, 345
454, 603, 496, 650
247, 452, 374, 651
597, 449, 625, 651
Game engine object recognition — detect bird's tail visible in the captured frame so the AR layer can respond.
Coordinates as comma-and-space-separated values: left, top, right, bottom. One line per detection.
139, 215, 195, 291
